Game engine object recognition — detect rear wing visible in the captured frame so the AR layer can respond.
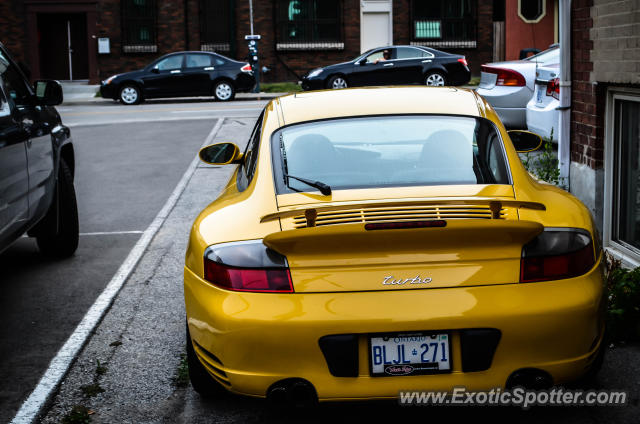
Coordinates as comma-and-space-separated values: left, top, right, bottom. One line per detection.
260, 197, 545, 227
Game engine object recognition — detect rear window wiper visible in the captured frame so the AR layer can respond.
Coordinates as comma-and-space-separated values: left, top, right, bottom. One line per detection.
285, 174, 332, 196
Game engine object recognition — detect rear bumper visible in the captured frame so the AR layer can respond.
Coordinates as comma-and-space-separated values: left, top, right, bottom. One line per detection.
526, 96, 560, 141
235, 73, 257, 93
492, 106, 527, 129
185, 262, 605, 400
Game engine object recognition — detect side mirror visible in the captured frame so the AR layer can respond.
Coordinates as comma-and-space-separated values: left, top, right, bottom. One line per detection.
34, 80, 63, 106
199, 142, 243, 165
150, 67, 160, 74
508, 130, 543, 153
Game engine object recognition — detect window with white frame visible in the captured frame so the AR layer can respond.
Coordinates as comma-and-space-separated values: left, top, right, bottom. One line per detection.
606, 89, 640, 264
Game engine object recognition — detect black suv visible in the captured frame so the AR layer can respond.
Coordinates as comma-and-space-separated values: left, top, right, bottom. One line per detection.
0, 42, 78, 257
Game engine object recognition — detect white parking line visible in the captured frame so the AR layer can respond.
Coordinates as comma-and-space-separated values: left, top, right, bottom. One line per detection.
79, 231, 144, 236
10, 118, 225, 424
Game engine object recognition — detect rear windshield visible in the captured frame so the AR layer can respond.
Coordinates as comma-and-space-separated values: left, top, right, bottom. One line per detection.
272, 115, 511, 194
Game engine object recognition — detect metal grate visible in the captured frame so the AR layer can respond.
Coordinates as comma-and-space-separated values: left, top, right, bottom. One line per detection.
410, 0, 477, 48
291, 205, 510, 229
275, 0, 343, 49
200, 0, 235, 56
121, 0, 157, 50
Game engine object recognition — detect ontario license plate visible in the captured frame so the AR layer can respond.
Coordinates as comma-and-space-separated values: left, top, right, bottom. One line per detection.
370, 332, 451, 376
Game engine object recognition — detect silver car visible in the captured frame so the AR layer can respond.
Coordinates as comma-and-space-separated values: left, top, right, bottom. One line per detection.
476, 46, 559, 129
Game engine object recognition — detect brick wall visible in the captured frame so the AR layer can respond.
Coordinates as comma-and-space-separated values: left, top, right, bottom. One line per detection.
1, 0, 495, 83
571, 0, 604, 170
0, 0, 27, 65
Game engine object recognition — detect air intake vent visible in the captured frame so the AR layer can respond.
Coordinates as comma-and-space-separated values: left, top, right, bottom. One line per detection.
291, 205, 509, 229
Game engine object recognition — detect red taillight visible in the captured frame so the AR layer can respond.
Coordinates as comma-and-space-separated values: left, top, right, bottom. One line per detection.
204, 259, 293, 293
241, 63, 252, 72
203, 240, 293, 293
457, 57, 468, 67
546, 77, 560, 100
520, 229, 595, 283
481, 65, 526, 86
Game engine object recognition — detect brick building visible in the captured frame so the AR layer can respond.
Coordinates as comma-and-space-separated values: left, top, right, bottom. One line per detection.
569, 0, 640, 266
0, 0, 499, 84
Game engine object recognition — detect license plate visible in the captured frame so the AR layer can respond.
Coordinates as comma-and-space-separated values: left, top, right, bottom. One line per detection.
536, 86, 545, 103
370, 332, 451, 376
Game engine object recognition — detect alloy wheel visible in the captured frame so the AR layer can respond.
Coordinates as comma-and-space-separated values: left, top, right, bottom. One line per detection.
331, 77, 347, 89
425, 73, 446, 86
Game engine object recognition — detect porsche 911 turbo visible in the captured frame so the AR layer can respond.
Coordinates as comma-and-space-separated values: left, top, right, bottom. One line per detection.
184, 86, 605, 404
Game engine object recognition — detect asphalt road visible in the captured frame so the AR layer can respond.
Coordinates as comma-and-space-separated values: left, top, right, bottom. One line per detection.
0, 100, 267, 423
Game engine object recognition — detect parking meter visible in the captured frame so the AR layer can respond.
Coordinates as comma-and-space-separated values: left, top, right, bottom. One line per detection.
245, 35, 261, 93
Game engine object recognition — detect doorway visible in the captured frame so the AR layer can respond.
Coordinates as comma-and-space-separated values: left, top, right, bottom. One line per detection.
37, 13, 88, 80
360, 0, 393, 53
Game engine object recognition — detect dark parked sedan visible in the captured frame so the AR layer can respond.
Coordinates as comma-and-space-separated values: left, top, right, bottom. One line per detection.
0, 41, 78, 257
100, 51, 256, 104
301, 45, 470, 90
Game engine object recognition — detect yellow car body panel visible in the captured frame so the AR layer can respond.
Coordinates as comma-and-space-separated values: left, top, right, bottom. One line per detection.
184, 87, 605, 400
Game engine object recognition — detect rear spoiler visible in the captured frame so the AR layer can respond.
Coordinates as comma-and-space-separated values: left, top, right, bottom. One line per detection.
260, 197, 546, 227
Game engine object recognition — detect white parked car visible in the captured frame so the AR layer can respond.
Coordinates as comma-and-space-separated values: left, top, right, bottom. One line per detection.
526, 63, 560, 142
476, 45, 559, 129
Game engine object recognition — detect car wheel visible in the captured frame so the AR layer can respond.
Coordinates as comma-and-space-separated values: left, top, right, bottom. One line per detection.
214, 81, 235, 101
36, 158, 79, 258
425, 72, 447, 86
327, 75, 348, 89
186, 322, 227, 396
119, 84, 141, 105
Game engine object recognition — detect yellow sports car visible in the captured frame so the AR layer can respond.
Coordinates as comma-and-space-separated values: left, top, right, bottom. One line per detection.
184, 87, 605, 404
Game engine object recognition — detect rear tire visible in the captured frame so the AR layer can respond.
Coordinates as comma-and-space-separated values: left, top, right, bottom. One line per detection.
424, 71, 447, 86
214, 81, 235, 101
36, 158, 79, 258
186, 322, 227, 396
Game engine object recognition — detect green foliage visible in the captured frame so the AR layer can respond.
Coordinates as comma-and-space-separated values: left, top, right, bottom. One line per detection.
173, 351, 190, 387
95, 359, 107, 377
521, 128, 560, 185
61, 405, 92, 424
260, 82, 302, 93
467, 76, 481, 86
80, 382, 105, 398
606, 254, 640, 342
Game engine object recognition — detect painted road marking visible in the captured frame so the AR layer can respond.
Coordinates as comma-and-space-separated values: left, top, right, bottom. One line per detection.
10, 118, 225, 424
79, 231, 144, 236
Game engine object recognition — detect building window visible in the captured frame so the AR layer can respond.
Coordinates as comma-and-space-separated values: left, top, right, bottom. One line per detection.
275, 0, 343, 51
122, 0, 157, 53
410, 0, 477, 49
518, 0, 545, 23
200, 0, 234, 53
605, 89, 640, 265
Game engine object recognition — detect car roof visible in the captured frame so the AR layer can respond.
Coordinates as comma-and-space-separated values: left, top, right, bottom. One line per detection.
276, 87, 482, 126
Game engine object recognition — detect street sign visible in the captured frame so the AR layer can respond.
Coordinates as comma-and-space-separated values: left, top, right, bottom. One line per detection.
244, 35, 261, 40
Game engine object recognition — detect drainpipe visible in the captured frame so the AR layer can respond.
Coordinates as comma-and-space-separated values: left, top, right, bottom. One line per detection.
558, 0, 571, 188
